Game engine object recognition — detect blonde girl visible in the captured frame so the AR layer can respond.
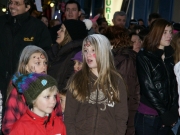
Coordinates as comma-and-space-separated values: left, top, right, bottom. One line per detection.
2, 45, 61, 135
64, 34, 128, 135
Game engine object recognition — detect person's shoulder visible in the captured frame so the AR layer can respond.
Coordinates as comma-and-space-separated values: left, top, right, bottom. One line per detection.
28, 16, 47, 27
0, 14, 8, 23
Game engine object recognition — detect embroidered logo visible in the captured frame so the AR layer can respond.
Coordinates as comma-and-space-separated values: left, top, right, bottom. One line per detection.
24, 37, 34, 41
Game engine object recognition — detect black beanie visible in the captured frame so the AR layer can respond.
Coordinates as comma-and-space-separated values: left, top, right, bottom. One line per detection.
63, 19, 87, 40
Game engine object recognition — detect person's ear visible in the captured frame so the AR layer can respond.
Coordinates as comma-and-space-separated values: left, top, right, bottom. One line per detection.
25, 5, 31, 12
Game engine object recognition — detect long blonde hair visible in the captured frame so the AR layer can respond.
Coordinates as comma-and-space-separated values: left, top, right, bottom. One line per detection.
66, 34, 124, 102
6, 45, 48, 103
172, 32, 180, 64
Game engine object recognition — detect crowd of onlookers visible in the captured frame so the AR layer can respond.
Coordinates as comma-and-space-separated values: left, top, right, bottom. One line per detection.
1, 0, 180, 135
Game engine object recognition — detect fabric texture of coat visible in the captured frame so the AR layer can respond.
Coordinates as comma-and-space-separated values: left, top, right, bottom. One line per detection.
113, 47, 140, 135
136, 46, 178, 126
64, 71, 128, 135
47, 40, 83, 91
9, 109, 66, 135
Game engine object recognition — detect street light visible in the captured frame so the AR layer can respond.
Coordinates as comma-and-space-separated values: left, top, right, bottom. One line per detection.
50, 2, 55, 7
2, 5, 6, 12
0, 4, 6, 13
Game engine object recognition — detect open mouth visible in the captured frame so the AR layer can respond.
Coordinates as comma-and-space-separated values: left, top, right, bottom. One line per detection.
41, 71, 46, 74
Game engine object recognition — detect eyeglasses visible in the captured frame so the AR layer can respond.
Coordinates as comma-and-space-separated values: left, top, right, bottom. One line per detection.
8, 1, 25, 6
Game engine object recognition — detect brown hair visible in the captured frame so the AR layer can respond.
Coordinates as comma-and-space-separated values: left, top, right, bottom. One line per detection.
103, 26, 132, 48
143, 19, 172, 51
59, 30, 72, 47
171, 32, 180, 64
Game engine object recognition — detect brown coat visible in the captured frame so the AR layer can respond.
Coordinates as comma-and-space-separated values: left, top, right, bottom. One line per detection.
64, 71, 128, 135
113, 48, 140, 135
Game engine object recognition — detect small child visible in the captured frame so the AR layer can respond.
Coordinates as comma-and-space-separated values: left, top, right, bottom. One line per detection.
2, 45, 62, 135
10, 73, 66, 135
71, 51, 83, 73
59, 90, 67, 120
59, 51, 83, 119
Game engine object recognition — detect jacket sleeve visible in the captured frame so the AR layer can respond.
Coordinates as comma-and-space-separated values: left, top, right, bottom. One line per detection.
136, 54, 167, 114
115, 79, 128, 135
116, 57, 140, 109
2, 87, 27, 135
64, 90, 79, 135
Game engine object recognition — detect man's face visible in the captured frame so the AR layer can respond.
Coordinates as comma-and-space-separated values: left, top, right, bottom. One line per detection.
112, 15, 126, 27
65, 3, 81, 20
8, 0, 30, 16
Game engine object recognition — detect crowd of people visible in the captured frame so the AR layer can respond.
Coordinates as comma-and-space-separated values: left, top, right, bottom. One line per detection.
0, 0, 180, 135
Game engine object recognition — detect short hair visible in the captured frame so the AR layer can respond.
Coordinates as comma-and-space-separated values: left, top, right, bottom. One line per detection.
103, 26, 131, 48
148, 13, 161, 22
138, 19, 144, 23
65, 0, 81, 11
113, 11, 126, 20
24, 0, 31, 7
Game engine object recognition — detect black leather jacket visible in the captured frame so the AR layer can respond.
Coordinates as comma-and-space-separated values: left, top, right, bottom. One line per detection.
136, 46, 178, 115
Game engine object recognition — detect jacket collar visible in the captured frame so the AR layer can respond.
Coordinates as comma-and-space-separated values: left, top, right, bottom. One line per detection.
8, 12, 29, 25
26, 109, 48, 125
53, 39, 83, 57
146, 45, 174, 58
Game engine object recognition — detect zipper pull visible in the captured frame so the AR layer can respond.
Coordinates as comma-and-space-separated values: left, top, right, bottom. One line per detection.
14, 18, 16, 23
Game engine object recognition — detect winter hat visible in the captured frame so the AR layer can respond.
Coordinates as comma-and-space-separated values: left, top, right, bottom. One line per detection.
83, 19, 93, 30
12, 73, 57, 106
71, 51, 83, 62
63, 19, 87, 40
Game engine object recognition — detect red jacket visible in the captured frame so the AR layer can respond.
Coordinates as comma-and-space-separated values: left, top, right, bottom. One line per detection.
2, 84, 62, 135
10, 109, 66, 135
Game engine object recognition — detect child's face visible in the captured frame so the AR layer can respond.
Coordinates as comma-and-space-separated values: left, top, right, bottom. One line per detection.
59, 94, 66, 113
26, 52, 47, 74
32, 87, 57, 117
83, 43, 97, 73
73, 60, 83, 73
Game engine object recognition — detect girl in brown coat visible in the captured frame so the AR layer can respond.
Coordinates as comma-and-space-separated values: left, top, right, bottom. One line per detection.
64, 34, 128, 135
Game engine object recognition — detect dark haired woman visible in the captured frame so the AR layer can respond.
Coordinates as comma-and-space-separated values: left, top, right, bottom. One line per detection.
135, 19, 178, 135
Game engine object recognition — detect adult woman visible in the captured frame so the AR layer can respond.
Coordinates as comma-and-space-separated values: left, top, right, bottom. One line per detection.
103, 26, 140, 135
47, 19, 87, 92
135, 19, 178, 135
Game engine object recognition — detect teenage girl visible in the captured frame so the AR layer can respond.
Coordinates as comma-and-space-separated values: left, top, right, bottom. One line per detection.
64, 34, 128, 135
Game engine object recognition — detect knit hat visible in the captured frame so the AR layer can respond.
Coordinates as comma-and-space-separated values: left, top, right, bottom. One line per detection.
12, 73, 57, 106
63, 19, 87, 40
71, 51, 83, 62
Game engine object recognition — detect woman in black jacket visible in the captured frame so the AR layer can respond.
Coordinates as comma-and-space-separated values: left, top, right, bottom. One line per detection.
47, 19, 87, 92
135, 19, 178, 135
